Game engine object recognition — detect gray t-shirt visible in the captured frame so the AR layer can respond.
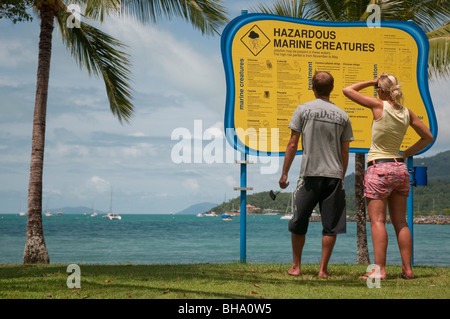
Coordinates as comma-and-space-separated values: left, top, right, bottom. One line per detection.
289, 99, 354, 179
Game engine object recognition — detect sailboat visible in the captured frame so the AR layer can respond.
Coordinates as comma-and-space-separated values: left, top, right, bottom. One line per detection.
19, 200, 27, 216
221, 214, 232, 221
44, 199, 53, 216
280, 192, 294, 220
90, 201, 98, 217
103, 212, 121, 220
203, 211, 217, 216
221, 194, 232, 221
103, 188, 121, 220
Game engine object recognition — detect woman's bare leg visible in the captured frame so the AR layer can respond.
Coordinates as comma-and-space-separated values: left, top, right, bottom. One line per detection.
388, 191, 414, 278
364, 198, 388, 279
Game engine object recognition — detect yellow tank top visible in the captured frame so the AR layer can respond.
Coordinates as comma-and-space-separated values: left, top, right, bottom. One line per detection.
367, 101, 410, 162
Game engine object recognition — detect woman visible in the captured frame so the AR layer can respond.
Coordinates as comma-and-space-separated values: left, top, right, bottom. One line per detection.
343, 73, 434, 279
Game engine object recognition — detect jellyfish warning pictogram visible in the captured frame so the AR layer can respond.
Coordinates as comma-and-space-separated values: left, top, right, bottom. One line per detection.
240, 25, 270, 56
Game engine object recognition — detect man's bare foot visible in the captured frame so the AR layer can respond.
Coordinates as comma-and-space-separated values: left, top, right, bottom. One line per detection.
288, 265, 301, 276
318, 271, 330, 278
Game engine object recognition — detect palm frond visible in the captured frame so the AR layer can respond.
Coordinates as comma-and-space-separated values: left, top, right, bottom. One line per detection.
56, 7, 134, 124
309, 0, 348, 21
249, 0, 317, 20
427, 22, 450, 38
390, 0, 450, 33
427, 23, 450, 80
64, 0, 121, 22
309, 0, 450, 25
120, 0, 228, 35
85, 0, 121, 22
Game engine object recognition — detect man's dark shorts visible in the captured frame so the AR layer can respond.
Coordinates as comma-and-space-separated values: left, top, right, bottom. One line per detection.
288, 177, 346, 236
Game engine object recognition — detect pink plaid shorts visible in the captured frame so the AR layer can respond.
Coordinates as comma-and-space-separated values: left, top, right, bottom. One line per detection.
364, 162, 410, 199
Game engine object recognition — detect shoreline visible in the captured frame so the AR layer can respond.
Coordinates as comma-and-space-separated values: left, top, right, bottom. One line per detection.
410, 215, 450, 225
252, 213, 450, 224
340, 215, 449, 224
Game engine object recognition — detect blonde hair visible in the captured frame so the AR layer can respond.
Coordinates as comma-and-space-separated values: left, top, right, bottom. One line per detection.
378, 74, 403, 105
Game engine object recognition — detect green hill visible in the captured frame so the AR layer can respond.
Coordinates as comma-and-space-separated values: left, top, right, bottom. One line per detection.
211, 150, 450, 216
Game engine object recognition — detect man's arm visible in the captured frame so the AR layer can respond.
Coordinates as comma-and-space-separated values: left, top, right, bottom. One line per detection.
341, 141, 350, 180
279, 130, 300, 189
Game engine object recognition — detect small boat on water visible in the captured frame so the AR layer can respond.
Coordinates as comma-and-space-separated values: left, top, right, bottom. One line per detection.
90, 201, 98, 217
221, 214, 232, 221
203, 212, 217, 217
44, 199, 52, 216
280, 192, 294, 220
102, 213, 121, 220
220, 194, 231, 220
103, 188, 121, 220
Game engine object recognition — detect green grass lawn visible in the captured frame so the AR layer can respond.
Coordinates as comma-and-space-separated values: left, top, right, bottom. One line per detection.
0, 263, 448, 299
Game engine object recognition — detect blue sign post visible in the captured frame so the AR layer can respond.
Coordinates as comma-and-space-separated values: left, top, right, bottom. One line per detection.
240, 153, 247, 263
407, 157, 415, 265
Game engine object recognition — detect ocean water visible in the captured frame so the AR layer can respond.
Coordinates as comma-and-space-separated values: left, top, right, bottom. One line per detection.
0, 214, 448, 266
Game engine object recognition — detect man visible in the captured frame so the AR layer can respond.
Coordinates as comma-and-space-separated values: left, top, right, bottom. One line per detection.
279, 71, 354, 278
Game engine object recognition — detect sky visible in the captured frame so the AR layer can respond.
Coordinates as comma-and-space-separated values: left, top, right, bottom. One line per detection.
0, 0, 449, 214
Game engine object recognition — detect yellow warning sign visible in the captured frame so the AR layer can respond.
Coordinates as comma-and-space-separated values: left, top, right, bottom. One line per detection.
222, 15, 437, 155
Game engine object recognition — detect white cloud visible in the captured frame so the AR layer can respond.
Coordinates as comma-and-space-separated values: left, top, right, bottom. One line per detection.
101, 16, 224, 108
0, 76, 22, 88
0, 38, 36, 68
50, 142, 90, 158
428, 79, 450, 155
129, 132, 148, 137
225, 175, 237, 187
88, 176, 111, 193
182, 178, 200, 191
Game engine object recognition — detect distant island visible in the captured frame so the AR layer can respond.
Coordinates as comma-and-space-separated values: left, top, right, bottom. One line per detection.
176, 202, 218, 215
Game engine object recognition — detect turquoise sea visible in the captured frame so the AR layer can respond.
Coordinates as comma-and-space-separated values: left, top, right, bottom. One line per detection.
0, 214, 448, 266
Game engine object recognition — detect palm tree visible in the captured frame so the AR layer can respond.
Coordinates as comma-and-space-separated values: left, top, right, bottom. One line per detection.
251, 0, 449, 264
21, 0, 228, 264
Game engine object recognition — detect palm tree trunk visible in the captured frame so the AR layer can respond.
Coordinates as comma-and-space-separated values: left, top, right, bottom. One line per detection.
23, 5, 54, 264
355, 153, 370, 264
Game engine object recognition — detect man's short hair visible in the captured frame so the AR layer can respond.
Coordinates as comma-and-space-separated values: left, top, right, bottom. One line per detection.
312, 71, 334, 96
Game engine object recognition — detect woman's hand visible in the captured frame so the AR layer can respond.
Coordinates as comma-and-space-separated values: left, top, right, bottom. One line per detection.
373, 72, 386, 85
